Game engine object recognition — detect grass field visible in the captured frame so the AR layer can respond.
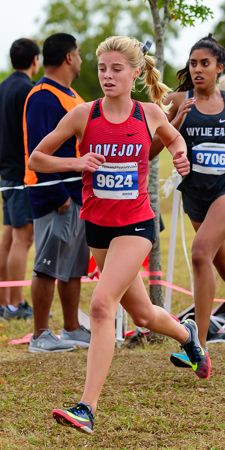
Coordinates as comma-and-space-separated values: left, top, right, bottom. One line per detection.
0, 151, 225, 449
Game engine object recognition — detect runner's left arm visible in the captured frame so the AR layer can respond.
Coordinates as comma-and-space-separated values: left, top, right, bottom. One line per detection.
143, 103, 190, 176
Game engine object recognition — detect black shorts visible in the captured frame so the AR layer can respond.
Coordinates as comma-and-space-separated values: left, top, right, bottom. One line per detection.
85, 219, 156, 249
1, 178, 33, 227
182, 191, 225, 223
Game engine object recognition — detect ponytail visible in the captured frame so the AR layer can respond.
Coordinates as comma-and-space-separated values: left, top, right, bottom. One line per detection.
142, 55, 171, 113
175, 63, 194, 92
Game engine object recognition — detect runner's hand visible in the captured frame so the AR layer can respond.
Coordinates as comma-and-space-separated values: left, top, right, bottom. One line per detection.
75, 153, 105, 172
173, 150, 190, 176
58, 197, 71, 213
171, 97, 196, 129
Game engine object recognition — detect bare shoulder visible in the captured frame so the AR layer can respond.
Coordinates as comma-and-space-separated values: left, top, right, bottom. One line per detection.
139, 102, 169, 137
70, 101, 94, 117
140, 102, 167, 121
55, 101, 96, 141
164, 91, 187, 107
64, 101, 94, 130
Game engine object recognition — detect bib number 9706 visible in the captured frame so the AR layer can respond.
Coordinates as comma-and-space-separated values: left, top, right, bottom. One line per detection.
192, 143, 225, 175
196, 152, 225, 165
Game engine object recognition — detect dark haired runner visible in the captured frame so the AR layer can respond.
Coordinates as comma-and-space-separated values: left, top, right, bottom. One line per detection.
150, 33, 225, 367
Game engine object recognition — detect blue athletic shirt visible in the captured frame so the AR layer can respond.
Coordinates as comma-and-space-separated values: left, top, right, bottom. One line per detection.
25, 77, 83, 219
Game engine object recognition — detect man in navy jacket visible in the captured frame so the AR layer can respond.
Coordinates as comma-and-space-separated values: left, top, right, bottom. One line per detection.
0, 38, 40, 319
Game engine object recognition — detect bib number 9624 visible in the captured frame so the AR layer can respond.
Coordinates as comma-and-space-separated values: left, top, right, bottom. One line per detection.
96, 173, 133, 189
92, 162, 138, 199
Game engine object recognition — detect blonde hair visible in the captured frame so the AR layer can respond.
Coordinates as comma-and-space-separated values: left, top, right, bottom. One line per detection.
217, 74, 225, 90
96, 35, 171, 113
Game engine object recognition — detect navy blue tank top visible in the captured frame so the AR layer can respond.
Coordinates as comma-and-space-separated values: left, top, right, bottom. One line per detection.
178, 89, 225, 201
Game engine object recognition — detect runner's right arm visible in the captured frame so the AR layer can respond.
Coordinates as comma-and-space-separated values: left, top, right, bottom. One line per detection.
28, 103, 105, 174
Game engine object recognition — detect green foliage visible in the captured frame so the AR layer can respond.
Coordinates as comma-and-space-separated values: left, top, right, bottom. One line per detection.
38, 0, 153, 100
0, 69, 12, 83
39, 0, 155, 47
158, 0, 213, 26
213, 3, 225, 48
38, 0, 178, 101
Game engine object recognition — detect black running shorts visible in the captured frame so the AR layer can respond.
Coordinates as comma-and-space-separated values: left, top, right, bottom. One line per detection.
182, 191, 225, 223
85, 218, 156, 249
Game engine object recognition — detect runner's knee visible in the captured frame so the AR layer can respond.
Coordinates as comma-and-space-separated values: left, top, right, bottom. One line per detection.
133, 309, 155, 329
90, 293, 114, 322
192, 242, 210, 268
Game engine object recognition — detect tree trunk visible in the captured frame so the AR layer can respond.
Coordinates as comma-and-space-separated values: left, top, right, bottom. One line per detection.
148, 156, 164, 308
147, 0, 169, 308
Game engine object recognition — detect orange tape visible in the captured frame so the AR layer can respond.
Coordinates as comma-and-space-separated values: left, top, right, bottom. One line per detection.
0, 274, 224, 303
148, 279, 225, 303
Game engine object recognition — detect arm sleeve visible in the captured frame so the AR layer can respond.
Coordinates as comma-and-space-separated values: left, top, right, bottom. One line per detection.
26, 91, 70, 209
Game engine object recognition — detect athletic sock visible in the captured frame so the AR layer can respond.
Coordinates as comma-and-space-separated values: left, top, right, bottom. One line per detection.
7, 305, 19, 311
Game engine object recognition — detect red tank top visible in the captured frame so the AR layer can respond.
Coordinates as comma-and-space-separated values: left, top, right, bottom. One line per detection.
79, 98, 155, 226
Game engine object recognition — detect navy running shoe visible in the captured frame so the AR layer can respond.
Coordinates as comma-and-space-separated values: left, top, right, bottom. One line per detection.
52, 401, 95, 434
180, 319, 211, 379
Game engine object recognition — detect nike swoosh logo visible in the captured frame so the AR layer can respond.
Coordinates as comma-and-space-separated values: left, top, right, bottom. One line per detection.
219, 119, 225, 123
135, 227, 145, 231
67, 412, 90, 422
190, 362, 198, 371
127, 133, 137, 136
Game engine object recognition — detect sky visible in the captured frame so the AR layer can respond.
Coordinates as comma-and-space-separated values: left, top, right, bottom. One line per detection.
0, 0, 224, 71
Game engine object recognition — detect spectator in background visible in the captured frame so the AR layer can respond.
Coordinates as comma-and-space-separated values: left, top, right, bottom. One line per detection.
24, 33, 90, 353
0, 38, 40, 319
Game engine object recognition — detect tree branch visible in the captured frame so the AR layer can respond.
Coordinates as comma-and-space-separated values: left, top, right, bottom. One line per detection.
162, 0, 170, 32
147, 0, 164, 75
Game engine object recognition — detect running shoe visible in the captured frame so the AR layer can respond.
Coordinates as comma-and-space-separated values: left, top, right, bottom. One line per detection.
170, 350, 192, 368
52, 401, 95, 434
180, 319, 211, 379
60, 325, 91, 347
3, 301, 33, 319
170, 347, 209, 368
0, 306, 5, 318
29, 329, 76, 353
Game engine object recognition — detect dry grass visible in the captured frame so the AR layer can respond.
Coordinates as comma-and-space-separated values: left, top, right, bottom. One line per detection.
0, 151, 225, 449
0, 338, 224, 449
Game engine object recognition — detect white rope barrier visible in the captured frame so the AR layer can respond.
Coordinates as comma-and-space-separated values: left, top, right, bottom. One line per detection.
164, 171, 181, 312
180, 198, 194, 295
116, 304, 126, 348
0, 176, 82, 191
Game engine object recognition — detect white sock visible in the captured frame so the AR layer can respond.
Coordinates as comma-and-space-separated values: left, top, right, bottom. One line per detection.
7, 305, 19, 311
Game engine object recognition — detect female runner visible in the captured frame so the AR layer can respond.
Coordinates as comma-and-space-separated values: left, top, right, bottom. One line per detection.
28, 35, 210, 434
150, 34, 225, 367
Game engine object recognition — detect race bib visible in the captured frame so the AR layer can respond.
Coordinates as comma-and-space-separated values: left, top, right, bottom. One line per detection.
192, 142, 225, 175
92, 162, 138, 199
